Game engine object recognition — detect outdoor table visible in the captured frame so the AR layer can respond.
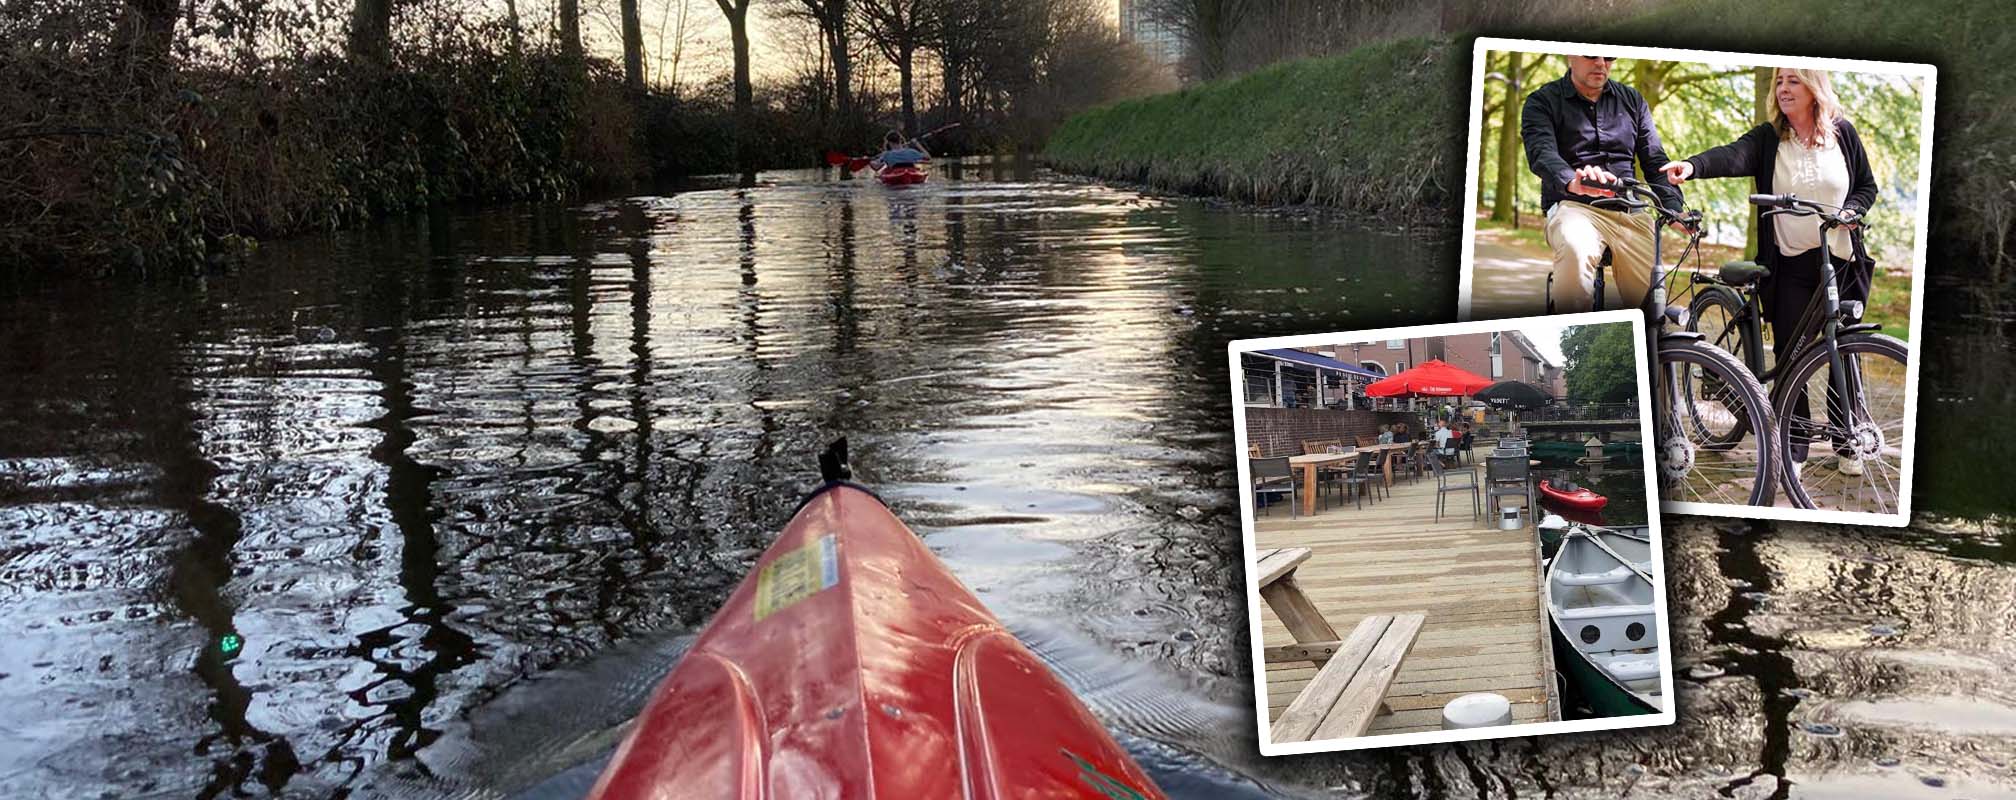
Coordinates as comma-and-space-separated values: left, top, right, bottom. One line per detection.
1286, 452, 1356, 517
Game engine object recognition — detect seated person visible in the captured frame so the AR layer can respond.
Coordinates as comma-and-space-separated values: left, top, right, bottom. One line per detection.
1433, 420, 1456, 456
871, 130, 930, 168
1391, 423, 1411, 443
1377, 427, 1395, 445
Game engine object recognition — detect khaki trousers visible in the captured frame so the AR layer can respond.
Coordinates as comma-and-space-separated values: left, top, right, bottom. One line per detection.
1543, 201, 1655, 312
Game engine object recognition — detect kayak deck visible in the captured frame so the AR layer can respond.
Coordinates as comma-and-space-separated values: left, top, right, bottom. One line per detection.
587, 482, 1163, 799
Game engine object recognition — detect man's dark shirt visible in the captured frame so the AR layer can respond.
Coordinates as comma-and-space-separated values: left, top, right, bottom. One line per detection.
1521, 72, 1682, 214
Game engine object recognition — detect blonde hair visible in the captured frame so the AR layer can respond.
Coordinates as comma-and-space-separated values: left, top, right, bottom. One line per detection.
1771, 68, 1845, 147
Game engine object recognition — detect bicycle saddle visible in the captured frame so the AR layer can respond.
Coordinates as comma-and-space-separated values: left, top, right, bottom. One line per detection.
1719, 261, 1770, 286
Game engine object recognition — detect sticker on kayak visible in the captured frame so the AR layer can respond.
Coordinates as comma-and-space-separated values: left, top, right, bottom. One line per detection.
754, 534, 840, 621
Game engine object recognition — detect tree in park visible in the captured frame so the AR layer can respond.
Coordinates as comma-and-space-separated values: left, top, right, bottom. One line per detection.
1560, 324, 1638, 404
1491, 50, 1522, 224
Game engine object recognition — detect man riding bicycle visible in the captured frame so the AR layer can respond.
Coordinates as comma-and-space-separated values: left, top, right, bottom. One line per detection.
1522, 55, 1684, 312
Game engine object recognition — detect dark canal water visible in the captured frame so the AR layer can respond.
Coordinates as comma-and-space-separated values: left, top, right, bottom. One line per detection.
1, 168, 2011, 799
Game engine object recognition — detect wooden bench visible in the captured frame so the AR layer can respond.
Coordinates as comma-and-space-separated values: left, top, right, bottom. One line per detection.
1268, 613, 1424, 742
1254, 547, 1424, 742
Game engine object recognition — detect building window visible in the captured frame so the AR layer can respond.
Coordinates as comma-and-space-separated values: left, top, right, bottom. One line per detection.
1396, 360, 1408, 372
1386, 340, 1405, 350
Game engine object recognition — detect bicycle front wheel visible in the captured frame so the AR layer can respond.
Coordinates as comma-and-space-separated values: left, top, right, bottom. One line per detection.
1684, 288, 1756, 450
1658, 338, 1778, 506
1775, 333, 1910, 513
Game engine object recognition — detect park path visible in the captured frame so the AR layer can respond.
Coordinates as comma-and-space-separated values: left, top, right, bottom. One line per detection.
1467, 226, 1632, 320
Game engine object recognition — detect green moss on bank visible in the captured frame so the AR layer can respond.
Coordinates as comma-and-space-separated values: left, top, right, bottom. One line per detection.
1043, 37, 1464, 220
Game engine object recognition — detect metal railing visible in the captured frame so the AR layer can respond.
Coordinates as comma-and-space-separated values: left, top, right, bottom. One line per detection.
1522, 402, 1640, 422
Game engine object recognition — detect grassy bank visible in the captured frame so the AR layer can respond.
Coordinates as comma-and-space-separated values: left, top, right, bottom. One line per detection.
1047, 0, 2013, 278
1043, 37, 1465, 220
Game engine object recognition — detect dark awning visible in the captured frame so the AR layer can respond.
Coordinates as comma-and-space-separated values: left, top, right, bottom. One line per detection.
1251, 349, 1381, 379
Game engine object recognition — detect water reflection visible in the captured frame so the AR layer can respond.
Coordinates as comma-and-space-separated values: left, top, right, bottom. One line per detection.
0, 169, 2010, 799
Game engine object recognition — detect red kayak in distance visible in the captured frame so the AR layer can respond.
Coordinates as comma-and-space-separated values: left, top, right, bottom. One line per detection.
875, 163, 928, 186
1539, 479, 1608, 510
586, 466, 1166, 799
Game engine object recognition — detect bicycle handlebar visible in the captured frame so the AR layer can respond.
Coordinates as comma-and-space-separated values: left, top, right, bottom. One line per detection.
1749, 193, 1867, 229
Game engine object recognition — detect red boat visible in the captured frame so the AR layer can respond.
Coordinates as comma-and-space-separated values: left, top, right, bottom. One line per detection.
876, 163, 928, 186
1539, 479, 1608, 510
586, 444, 1166, 800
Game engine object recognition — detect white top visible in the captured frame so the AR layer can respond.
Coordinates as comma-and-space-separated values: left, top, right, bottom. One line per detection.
1771, 136, 1855, 260
1434, 427, 1453, 447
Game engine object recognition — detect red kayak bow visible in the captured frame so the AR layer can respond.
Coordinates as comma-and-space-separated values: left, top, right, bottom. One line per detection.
1539, 479, 1609, 510
586, 445, 1165, 800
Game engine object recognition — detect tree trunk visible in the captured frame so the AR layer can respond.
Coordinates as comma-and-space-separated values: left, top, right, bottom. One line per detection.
898, 47, 916, 136
827, 12, 852, 126
346, 0, 390, 67
1491, 51, 1523, 224
504, 0, 523, 56
559, 0, 584, 63
622, 0, 644, 90
1747, 65, 1772, 259
114, 0, 179, 76
941, 53, 961, 150
725, 2, 753, 171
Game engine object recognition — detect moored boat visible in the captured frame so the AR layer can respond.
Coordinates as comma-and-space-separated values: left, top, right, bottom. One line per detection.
587, 441, 1166, 799
1546, 530, 1663, 717
1539, 479, 1608, 510
1537, 516, 1650, 562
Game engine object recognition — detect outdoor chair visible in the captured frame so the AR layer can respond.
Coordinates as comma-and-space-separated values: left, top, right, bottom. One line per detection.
1341, 450, 1383, 509
1252, 457, 1300, 518
1427, 455, 1481, 523
1485, 455, 1533, 521
1355, 434, 1379, 448
1458, 431, 1476, 465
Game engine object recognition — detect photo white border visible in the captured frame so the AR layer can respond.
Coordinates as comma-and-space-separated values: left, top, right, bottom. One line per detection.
1456, 37, 1935, 528
1228, 309, 1675, 756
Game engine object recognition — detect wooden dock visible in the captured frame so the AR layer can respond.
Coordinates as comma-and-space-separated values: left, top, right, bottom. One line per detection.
1251, 469, 1555, 735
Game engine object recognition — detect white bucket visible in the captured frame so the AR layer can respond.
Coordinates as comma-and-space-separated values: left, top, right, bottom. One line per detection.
1499, 506, 1523, 530
1441, 693, 1514, 729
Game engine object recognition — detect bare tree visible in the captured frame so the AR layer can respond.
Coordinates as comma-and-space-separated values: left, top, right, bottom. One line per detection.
1140, 0, 1253, 81
623, 0, 645, 90
855, 0, 932, 134
347, 0, 391, 66
716, 0, 755, 168
560, 0, 585, 63
767, 0, 856, 134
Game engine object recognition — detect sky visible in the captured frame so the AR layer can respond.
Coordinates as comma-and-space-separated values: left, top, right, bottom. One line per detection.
1521, 323, 1567, 365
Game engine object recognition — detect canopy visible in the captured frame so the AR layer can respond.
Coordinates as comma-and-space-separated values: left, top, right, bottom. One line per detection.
1473, 380, 1555, 410
1252, 348, 1381, 379
1364, 359, 1494, 398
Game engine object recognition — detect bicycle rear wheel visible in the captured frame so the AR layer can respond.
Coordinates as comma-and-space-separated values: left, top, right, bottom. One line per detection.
1658, 339, 1777, 506
1775, 333, 1910, 513
1684, 288, 1755, 449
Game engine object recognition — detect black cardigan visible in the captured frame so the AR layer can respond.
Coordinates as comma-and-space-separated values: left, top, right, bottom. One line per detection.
1684, 118, 1879, 277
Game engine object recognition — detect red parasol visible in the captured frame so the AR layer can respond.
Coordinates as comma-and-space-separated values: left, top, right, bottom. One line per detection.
1364, 359, 1495, 397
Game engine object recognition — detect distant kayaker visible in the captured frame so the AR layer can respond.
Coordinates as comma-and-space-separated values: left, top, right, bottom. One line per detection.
871, 130, 930, 169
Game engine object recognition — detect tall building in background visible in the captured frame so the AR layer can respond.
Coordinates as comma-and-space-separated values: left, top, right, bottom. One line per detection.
1117, 0, 1185, 67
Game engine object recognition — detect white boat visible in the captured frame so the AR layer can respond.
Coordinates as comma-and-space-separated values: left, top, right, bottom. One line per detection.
1546, 529, 1663, 715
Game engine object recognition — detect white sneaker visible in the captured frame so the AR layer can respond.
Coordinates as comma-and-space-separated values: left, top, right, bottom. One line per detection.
1839, 455, 1865, 477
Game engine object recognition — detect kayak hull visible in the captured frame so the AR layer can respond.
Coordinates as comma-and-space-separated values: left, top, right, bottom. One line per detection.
1539, 479, 1608, 510
587, 482, 1164, 800
876, 164, 928, 186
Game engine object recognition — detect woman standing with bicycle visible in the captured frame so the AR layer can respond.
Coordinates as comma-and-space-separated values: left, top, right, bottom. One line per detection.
1660, 67, 1880, 478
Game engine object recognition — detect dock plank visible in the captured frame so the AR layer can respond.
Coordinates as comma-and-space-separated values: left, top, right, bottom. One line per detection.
1252, 475, 1555, 739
